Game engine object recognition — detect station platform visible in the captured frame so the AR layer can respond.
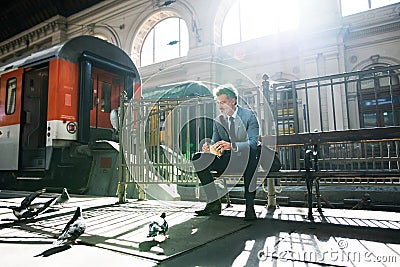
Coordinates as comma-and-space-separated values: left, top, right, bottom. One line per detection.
0, 190, 399, 267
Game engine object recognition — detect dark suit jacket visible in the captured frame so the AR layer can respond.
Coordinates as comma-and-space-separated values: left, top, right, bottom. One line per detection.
211, 105, 259, 157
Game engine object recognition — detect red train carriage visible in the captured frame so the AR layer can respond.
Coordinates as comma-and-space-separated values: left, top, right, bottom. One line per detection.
0, 36, 141, 192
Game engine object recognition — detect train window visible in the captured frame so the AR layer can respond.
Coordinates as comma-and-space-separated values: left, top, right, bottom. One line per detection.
101, 82, 111, 113
5, 78, 17, 115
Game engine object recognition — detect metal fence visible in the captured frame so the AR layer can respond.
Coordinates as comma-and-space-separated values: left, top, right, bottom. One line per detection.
119, 87, 274, 188
270, 64, 400, 134
117, 65, 400, 201
269, 65, 400, 185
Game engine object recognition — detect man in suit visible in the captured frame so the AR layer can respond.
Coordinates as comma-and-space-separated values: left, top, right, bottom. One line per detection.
192, 84, 259, 220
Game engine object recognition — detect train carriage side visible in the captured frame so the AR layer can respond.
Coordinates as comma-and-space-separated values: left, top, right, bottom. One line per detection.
0, 36, 141, 192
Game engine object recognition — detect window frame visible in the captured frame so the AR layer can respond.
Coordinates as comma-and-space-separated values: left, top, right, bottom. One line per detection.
140, 17, 189, 67
5, 77, 17, 115
358, 71, 400, 127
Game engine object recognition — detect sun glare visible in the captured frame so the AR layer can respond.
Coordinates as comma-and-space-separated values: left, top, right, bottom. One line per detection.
222, 0, 300, 46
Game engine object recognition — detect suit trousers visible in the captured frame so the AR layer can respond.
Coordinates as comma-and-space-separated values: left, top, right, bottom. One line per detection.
192, 151, 259, 206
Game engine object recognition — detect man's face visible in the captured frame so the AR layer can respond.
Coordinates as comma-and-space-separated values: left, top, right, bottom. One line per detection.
216, 94, 236, 116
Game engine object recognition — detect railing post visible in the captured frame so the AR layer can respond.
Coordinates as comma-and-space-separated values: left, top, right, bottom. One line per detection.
262, 74, 270, 103
305, 149, 314, 220
118, 92, 127, 204
266, 178, 277, 209
263, 74, 277, 209
313, 144, 323, 212
138, 186, 146, 200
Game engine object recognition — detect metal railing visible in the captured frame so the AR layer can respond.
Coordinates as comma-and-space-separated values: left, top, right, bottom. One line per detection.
267, 65, 400, 185
117, 65, 400, 202
270, 64, 400, 134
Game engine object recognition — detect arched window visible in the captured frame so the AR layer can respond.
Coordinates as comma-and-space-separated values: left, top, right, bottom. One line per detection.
140, 17, 189, 66
221, 0, 299, 46
341, 0, 400, 16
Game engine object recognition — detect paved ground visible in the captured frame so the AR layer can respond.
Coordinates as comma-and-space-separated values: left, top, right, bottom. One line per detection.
0, 190, 399, 267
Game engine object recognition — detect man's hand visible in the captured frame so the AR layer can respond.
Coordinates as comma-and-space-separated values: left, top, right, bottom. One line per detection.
214, 140, 232, 151
202, 142, 210, 152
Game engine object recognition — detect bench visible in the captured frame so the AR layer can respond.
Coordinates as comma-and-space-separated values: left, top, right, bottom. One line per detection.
216, 127, 400, 220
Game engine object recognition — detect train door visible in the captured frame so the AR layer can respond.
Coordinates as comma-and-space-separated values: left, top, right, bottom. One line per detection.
90, 68, 122, 129
20, 66, 49, 170
0, 69, 23, 170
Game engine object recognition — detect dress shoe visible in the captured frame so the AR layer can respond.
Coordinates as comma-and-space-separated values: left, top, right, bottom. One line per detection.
195, 202, 221, 216
244, 207, 257, 221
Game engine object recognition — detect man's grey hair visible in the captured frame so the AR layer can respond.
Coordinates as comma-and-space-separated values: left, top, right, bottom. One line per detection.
214, 84, 238, 100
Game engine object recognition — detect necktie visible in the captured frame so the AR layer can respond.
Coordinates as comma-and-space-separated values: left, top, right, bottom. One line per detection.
229, 116, 236, 141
